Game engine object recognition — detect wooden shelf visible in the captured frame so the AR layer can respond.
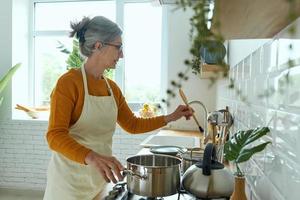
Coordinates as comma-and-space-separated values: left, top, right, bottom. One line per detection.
211, 0, 300, 39
199, 64, 228, 79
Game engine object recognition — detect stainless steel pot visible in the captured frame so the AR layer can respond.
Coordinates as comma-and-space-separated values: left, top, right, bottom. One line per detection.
125, 154, 181, 197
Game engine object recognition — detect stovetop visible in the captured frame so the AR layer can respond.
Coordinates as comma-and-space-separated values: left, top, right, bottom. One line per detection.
104, 182, 229, 200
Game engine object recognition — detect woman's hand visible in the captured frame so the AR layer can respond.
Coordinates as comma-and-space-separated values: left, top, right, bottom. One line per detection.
164, 105, 193, 123
84, 151, 124, 183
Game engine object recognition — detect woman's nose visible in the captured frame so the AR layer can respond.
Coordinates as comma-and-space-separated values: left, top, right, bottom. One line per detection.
119, 50, 124, 58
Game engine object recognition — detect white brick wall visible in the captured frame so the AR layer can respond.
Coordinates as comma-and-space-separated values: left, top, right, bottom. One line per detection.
0, 120, 157, 190
216, 18, 300, 200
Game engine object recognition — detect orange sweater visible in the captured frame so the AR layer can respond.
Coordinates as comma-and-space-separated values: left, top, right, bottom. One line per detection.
46, 69, 166, 164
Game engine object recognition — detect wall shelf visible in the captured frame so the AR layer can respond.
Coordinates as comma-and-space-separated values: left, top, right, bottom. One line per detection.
199, 64, 228, 79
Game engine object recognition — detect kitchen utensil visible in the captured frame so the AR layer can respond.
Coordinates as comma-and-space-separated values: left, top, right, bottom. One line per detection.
208, 107, 234, 162
207, 108, 233, 128
181, 143, 234, 199
149, 145, 187, 156
179, 88, 204, 133
124, 154, 181, 197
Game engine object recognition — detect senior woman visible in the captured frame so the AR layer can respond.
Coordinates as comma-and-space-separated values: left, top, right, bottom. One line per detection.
43, 16, 193, 200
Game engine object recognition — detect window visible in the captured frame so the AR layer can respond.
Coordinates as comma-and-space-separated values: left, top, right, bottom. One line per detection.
123, 2, 162, 103
33, 1, 116, 107
13, 0, 162, 119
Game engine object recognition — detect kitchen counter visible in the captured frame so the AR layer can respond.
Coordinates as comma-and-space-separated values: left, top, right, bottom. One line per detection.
157, 129, 203, 137
138, 128, 204, 155
97, 129, 212, 199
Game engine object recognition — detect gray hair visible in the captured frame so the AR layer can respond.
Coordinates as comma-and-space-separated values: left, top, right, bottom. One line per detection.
69, 16, 122, 57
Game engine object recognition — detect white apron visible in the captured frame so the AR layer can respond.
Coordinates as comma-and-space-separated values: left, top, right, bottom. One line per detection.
44, 66, 118, 200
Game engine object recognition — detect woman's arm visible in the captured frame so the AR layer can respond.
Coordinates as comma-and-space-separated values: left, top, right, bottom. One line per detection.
114, 86, 192, 133
46, 77, 91, 164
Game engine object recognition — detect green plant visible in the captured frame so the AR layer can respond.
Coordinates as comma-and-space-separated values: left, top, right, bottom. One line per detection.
57, 39, 84, 70
224, 127, 271, 177
161, 0, 229, 106
0, 63, 21, 106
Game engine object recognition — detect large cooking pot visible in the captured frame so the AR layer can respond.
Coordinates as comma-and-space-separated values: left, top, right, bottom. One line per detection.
182, 143, 234, 199
125, 154, 181, 197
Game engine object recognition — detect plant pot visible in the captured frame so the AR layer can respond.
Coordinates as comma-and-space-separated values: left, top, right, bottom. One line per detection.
230, 176, 247, 200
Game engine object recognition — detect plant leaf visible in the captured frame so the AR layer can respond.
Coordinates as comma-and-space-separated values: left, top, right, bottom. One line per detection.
0, 63, 21, 94
224, 142, 237, 161
224, 126, 271, 166
237, 129, 253, 145
236, 141, 271, 163
245, 127, 270, 145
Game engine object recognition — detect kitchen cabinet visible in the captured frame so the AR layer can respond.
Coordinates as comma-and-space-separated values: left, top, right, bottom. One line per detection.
160, 0, 300, 39
211, 0, 300, 39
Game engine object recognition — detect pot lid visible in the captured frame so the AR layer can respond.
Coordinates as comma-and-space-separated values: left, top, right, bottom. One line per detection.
150, 145, 187, 156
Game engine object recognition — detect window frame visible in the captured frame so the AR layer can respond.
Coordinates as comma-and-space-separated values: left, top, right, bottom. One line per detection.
29, 0, 163, 111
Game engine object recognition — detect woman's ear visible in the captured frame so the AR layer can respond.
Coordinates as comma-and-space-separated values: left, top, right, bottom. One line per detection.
94, 41, 102, 50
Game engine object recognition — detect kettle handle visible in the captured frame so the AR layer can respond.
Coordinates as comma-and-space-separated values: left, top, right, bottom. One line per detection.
202, 143, 216, 176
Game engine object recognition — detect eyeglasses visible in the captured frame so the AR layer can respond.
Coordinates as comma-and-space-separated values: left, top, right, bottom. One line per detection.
103, 42, 123, 52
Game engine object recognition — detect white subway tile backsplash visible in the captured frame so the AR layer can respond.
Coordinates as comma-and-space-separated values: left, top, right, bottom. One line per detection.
275, 110, 300, 163
262, 40, 278, 73
286, 65, 300, 112
253, 75, 268, 106
251, 48, 261, 78
237, 61, 244, 81
244, 55, 251, 80
267, 71, 289, 109
248, 105, 267, 128
278, 39, 300, 70
216, 18, 300, 200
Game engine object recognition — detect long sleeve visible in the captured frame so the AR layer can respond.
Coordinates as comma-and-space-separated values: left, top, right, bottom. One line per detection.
46, 69, 167, 164
116, 90, 167, 133
47, 77, 91, 164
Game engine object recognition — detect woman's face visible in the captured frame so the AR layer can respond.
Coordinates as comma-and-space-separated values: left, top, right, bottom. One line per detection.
98, 36, 123, 69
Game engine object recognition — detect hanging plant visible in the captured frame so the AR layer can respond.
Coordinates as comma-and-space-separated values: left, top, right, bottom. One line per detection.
161, 0, 299, 108
161, 0, 228, 107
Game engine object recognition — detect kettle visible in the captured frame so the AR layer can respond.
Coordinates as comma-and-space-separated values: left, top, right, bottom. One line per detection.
181, 143, 234, 199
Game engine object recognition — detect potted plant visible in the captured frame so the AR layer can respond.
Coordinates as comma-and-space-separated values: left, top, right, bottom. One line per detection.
224, 126, 271, 200
0, 63, 21, 107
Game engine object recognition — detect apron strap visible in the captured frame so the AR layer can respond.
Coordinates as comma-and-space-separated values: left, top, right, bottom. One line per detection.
81, 65, 117, 108
103, 76, 118, 108
103, 77, 113, 96
81, 65, 89, 99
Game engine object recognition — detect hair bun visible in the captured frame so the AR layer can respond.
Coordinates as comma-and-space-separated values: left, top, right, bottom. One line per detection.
69, 16, 91, 41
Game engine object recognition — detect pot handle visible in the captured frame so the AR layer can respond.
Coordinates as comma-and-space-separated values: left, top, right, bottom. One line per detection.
202, 143, 216, 176
122, 169, 148, 180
